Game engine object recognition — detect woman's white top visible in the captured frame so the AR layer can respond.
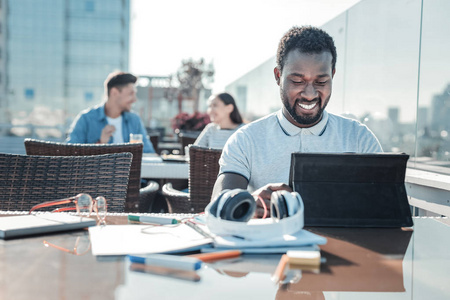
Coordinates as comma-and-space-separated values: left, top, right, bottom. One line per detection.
194, 123, 244, 149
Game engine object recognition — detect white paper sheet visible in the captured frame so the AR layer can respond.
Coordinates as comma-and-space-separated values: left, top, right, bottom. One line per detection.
89, 224, 213, 256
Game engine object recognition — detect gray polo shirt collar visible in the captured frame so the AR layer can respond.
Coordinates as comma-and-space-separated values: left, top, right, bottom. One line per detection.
277, 109, 328, 136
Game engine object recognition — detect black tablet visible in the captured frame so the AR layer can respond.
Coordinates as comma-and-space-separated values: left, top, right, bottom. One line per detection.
289, 153, 413, 227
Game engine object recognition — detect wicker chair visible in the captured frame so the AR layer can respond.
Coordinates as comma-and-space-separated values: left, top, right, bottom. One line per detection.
24, 139, 159, 212
162, 145, 222, 213
149, 134, 159, 154
179, 132, 199, 155
0, 152, 132, 212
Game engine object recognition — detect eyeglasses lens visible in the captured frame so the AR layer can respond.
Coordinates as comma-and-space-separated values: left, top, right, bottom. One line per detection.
95, 196, 107, 223
77, 194, 93, 216
74, 235, 91, 255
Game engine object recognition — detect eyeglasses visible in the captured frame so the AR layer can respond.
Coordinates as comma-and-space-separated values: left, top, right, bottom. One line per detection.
29, 193, 107, 224
43, 235, 91, 256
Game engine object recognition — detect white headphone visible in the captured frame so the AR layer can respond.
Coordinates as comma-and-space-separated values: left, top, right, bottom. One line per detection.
205, 189, 304, 240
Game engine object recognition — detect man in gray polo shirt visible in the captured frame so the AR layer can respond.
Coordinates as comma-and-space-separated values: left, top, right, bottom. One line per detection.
212, 26, 382, 216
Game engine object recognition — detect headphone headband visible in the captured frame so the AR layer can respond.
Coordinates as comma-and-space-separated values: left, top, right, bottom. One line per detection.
205, 190, 304, 240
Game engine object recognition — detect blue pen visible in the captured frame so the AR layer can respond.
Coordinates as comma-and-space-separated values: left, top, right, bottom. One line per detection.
128, 215, 179, 225
128, 254, 203, 271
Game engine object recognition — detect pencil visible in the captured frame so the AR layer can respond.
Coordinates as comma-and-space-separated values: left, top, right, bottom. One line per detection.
271, 254, 289, 283
188, 250, 242, 262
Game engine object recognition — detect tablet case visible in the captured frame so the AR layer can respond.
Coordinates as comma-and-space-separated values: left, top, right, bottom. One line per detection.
289, 153, 413, 227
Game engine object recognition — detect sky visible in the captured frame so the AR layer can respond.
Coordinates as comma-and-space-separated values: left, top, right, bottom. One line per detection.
129, 0, 361, 93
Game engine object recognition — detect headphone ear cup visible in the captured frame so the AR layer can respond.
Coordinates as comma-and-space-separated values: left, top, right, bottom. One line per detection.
219, 189, 256, 222
286, 192, 301, 216
271, 191, 289, 220
209, 189, 231, 217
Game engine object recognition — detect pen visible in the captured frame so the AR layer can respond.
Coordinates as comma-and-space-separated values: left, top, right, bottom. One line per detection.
188, 250, 242, 262
128, 214, 179, 225
128, 254, 203, 271
130, 263, 201, 282
271, 254, 289, 283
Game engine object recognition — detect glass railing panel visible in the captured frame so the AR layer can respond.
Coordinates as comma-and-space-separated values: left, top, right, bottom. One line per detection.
415, 0, 450, 174
340, 0, 422, 156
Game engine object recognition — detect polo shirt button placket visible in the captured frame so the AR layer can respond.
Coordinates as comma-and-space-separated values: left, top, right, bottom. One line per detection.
300, 130, 309, 151
298, 130, 303, 151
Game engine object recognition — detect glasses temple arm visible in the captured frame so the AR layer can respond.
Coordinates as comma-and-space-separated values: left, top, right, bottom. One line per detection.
52, 207, 77, 213
29, 198, 75, 214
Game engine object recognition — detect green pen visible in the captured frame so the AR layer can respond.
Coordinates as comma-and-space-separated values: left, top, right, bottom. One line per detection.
128, 215, 179, 225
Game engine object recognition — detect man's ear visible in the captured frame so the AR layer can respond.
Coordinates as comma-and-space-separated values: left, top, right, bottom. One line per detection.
274, 67, 281, 85
332, 68, 336, 78
110, 87, 119, 97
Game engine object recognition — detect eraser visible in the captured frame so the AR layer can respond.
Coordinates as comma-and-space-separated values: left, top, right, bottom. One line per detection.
286, 250, 321, 266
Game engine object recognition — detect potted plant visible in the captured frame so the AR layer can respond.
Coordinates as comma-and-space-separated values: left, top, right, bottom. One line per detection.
171, 112, 210, 136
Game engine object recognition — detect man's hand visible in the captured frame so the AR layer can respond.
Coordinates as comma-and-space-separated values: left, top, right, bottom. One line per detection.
99, 125, 116, 144
251, 183, 292, 218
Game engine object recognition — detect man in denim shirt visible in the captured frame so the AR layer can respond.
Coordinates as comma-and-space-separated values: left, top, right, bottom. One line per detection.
66, 71, 155, 153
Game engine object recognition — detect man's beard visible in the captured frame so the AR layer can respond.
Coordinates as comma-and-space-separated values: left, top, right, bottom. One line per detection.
281, 91, 326, 126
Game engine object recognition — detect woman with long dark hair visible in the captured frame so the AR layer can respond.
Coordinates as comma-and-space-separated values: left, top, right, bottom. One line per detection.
194, 92, 244, 149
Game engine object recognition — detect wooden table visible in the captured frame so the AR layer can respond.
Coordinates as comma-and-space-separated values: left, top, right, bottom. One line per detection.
1, 214, 449, 300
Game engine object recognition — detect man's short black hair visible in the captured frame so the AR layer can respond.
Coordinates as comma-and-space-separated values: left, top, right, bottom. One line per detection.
104, 71, 137, 96
276, 26, 337, 73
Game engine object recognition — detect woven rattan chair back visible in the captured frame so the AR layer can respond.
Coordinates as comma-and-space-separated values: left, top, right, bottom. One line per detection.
188, 145, 222, 212
24, 139, 143, 211
149, 134, 159, 154
179, 133, 198, 155
0, 152, 132, 212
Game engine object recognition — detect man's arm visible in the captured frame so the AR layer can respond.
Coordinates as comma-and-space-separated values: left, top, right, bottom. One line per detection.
211, 173, 248, 201
358, 124, 383, 153
137, 119, 155, 153
66, 114, 87, 143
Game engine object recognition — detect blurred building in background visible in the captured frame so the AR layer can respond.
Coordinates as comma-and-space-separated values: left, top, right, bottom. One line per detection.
0, 0, 130, 136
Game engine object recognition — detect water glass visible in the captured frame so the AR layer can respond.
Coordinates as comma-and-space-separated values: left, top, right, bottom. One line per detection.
130, 133, 143, 144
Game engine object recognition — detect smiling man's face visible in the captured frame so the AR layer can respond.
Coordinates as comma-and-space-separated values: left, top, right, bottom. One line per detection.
275, 49, 335, 128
